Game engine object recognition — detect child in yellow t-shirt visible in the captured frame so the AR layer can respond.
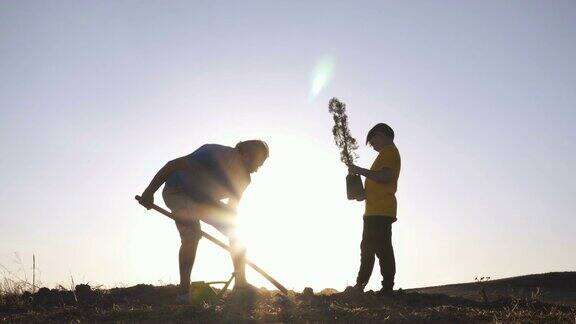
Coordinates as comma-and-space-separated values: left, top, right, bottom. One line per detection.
348, 123, 401, 295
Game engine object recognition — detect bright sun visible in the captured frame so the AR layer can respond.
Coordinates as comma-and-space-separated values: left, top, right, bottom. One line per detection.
230, 130, 359, 290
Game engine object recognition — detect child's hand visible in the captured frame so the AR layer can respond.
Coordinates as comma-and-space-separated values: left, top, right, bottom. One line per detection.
348, 164, 362, 175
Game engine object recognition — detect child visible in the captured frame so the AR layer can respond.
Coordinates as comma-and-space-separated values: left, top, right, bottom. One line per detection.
348, 123, 401, 295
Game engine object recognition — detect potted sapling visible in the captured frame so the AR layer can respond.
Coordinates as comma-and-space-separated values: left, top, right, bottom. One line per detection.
328, 97, 365, 201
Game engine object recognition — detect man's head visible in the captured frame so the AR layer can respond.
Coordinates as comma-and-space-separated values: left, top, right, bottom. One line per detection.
366, 123, 394, 152
235, 140, 269, 173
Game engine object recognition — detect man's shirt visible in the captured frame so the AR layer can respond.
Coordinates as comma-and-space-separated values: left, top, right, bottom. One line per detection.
364, 144, 401, 219
165, 144, 251, 203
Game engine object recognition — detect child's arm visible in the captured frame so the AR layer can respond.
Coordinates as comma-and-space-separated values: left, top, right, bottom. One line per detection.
348, 164, 393, 183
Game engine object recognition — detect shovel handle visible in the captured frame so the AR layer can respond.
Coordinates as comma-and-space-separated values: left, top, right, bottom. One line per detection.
135, 195, 288, 294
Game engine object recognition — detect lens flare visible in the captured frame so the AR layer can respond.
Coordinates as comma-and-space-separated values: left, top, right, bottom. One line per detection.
309, 56, 336, 102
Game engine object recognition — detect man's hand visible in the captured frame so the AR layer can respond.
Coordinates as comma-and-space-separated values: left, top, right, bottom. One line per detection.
138, 189, 155, 210
226, 197, 240, 214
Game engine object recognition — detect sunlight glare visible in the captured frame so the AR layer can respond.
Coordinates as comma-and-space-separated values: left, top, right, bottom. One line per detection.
233, 130, 361, 291
309, 56, 336, 102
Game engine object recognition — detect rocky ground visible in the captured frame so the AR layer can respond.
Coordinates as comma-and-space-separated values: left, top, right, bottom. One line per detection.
2, 282, 576, 323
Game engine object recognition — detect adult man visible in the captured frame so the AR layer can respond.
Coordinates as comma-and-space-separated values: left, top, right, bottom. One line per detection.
347, 123, 401, 296
138, 140, 269, 298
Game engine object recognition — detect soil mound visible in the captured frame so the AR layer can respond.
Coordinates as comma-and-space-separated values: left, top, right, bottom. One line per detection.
412, 271, 576, 305
2, 282, 575, 322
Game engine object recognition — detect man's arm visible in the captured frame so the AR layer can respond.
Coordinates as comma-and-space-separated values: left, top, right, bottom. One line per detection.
139, 156, 198, 209
348, 164, 393, 183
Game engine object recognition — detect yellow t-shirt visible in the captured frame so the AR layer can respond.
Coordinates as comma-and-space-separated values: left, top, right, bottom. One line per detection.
364, 144, 401, 218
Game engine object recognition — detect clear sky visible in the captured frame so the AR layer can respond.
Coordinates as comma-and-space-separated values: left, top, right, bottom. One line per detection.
1, 1, 575, 292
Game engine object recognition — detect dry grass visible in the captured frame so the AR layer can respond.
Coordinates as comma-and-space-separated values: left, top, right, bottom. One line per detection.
0, 253, 40, 308
0, 271, 32, 310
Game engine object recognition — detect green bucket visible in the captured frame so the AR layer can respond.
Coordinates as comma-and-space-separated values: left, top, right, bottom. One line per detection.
189, 281, 219, 305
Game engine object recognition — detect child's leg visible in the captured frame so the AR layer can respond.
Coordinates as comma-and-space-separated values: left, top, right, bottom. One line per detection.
356, 217, 377, 288
375, 219, 395, 291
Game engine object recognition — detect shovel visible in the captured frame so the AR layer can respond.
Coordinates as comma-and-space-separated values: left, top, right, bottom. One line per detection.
135, 195, 288, 294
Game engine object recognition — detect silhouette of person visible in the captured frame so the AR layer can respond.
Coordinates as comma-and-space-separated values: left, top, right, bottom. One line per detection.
348, 123, 401, 296
138, 140, 269, 299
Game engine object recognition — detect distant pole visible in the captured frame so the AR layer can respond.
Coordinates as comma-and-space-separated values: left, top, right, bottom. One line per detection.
32, 254, 36, 293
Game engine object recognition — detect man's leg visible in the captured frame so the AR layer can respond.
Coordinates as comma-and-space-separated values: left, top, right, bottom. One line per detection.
375, 219, 395, 291
229, 237, 248, 287
210, 221, 249, 289
356, 217, 376, 289
175, 218, 201, 294
163, 188, 203, 295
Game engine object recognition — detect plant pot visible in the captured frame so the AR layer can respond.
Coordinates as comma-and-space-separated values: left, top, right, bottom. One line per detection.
189, 281, 219, 305
346, 174, 365, 201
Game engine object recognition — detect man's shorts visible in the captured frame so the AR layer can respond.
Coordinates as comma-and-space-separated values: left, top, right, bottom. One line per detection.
163, 186, 202, 242
162, 186, 234, 239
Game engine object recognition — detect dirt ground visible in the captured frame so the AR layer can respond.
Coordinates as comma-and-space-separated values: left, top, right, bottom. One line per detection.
2, 283, 576, 323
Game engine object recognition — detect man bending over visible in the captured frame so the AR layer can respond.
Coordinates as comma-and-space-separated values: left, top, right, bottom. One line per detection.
138, 140, 269, 299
